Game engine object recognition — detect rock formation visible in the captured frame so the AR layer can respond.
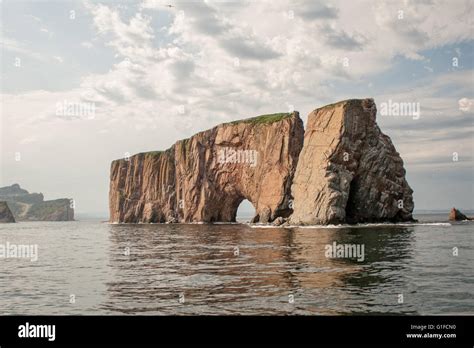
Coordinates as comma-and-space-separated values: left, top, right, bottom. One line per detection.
0, 184, 74, 221
109, 112, 304, 223
0, 202, 16, 223
109, 99, 415, 225
448, 207, 472, 221
290, 99, 414, 224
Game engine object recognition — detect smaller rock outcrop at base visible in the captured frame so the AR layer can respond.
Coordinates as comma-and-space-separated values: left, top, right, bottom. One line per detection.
0, 202, 16, 223
448, 207, 472, 221
272, 216, 285, 226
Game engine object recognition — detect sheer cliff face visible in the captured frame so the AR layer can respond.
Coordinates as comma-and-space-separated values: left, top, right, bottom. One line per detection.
109, 112, 304, 223
290, 99, 414, 225
109, 99, 414, 225
109, 150, 176, 223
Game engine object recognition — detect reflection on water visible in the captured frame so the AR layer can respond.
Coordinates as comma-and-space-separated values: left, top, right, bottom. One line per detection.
103, 224, 418, 315
0, 220, 472, 315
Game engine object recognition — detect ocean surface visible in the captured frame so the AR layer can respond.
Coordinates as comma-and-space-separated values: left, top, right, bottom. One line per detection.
0, 213, 472, 315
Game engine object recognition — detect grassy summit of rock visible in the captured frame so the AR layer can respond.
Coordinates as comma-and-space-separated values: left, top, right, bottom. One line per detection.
227, 112, 293, 126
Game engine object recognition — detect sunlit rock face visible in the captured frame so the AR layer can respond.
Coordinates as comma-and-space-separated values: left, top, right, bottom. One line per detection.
109, 99, 414, 225
290, 99, 414, 225
109, 112, 304, 223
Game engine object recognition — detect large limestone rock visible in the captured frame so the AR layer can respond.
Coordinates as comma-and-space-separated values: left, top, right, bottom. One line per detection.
0, 202, 16, 223
290, 99, 414, 224
109, 99, 415, 225
0, 184, 74, 221
109, 112, 304, 223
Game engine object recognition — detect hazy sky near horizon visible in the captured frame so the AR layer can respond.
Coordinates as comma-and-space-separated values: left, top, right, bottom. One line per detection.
1, 0, 473, 216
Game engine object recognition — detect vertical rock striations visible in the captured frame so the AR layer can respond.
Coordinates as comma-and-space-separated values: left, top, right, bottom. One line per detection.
109, 112, 304, 223
109, 99, 414, 225
290, 99, 414, 225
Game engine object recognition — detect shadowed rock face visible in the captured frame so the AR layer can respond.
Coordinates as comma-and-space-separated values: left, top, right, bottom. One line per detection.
109, 112, 304, 223
109, 99, 414, 225
290, 99, 414, 225
0, 202, 15, 223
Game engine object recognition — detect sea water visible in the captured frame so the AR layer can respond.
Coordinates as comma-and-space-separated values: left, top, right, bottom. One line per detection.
0, 214, 472, 315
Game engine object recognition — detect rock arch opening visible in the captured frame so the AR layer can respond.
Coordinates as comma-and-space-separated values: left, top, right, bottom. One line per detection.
236, 199, 256, 223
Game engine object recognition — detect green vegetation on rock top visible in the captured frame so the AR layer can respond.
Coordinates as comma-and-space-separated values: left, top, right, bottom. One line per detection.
226, 112, 293, 126
116, 112, 295, 162
316, 99, 367, 111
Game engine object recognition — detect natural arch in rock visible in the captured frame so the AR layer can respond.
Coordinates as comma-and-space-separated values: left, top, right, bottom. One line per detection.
110, 99, 414, 225
110, 112, 304, 223
235, 198, 256, 222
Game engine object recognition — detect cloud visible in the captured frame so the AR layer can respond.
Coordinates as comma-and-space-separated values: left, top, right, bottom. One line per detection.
168, 1, 281, 61
297, 2, 339, 20
85, 2, 155, 62
219, 37, 280, 60
25, 14, 53, 35
458, 98, 473, 112
4, 0, 472, 131
19, 136, 38, 145
1, 37, 46, 61
320, 24, 366, 50
70, 0, 474, 139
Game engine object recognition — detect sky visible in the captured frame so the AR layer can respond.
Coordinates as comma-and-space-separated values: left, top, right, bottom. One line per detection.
0, 0, 473, 217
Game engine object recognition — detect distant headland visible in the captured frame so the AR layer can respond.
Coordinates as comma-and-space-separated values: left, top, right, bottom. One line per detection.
0, 184, 74, 221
